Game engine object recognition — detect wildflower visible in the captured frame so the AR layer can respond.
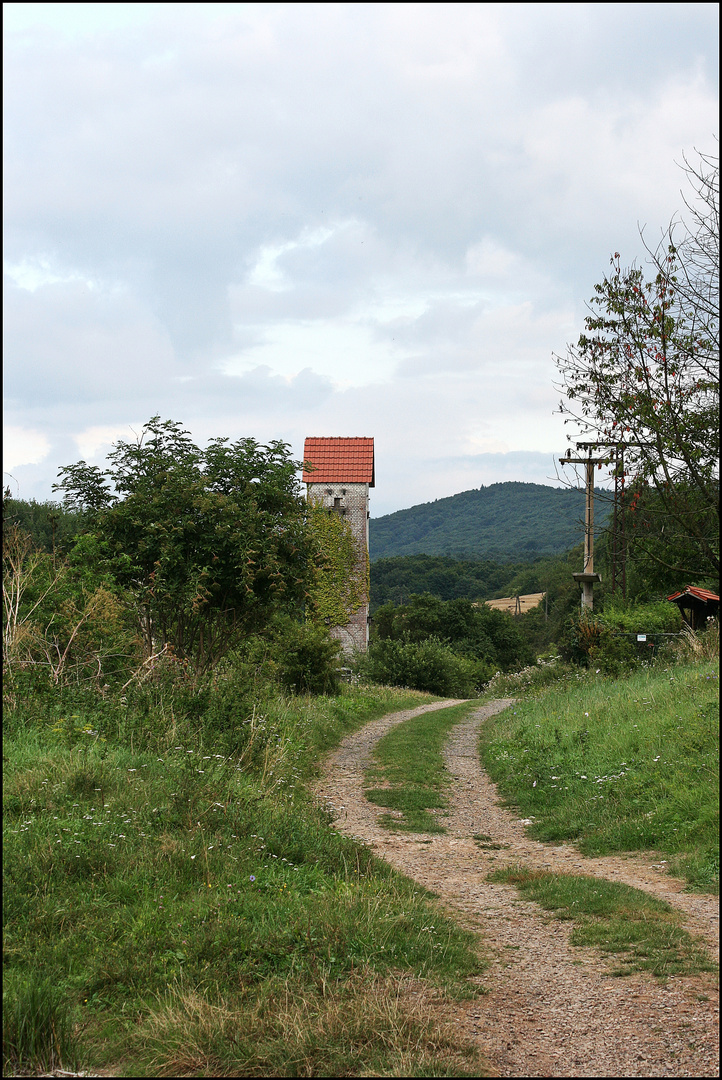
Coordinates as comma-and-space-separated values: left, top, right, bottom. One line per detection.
250, 875, 256, 882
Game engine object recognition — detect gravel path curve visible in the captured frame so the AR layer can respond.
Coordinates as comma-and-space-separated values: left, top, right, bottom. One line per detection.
316, 700, 719, 1078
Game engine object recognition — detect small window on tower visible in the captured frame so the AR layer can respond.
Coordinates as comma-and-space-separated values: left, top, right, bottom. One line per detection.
333, 497, 342, 508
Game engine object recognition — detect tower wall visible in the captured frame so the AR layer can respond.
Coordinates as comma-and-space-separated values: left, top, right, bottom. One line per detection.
307, 481, 370, 653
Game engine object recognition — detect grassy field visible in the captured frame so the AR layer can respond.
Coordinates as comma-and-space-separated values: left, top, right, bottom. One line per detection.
4, 644, 718, 1074
364, 702, 476, 832
479, 659, 719, 891
3, 684, 487, 1078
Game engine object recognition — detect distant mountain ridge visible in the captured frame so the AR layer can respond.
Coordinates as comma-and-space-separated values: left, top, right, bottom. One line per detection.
369, 481, 612, 562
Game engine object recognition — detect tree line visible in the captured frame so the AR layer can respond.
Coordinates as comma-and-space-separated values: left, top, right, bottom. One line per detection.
3, 419, 365, 696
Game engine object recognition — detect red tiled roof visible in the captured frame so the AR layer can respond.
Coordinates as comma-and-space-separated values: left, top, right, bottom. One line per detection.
303, 437, 374, 486
666, 586, 720, 603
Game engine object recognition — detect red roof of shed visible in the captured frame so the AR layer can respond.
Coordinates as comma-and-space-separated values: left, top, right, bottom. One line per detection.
303, 437, 374, 486
666, 586, 719, 603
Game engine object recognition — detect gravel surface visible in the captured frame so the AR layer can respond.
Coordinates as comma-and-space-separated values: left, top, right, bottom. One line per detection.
316, 700, 719, 1078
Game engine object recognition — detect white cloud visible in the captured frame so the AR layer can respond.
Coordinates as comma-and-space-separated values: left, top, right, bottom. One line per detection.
222, 319, 404, 389
3, 426, 51, 473
73, 424, 142, 462
4, 257, 97, 292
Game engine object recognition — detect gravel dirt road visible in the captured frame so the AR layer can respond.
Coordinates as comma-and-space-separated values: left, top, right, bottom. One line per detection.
316, 699, 719, 1078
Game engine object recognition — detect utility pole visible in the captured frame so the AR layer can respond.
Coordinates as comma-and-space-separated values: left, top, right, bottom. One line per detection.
559, 446, 606, 611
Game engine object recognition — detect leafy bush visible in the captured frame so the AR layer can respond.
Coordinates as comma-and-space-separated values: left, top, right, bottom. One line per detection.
372, 593, 532, 673
53, 418, 314, 673
600, 599, 683, 635
559, 599, 684, 674
2, 523, 139, 695
271, 620, 342, 696
360, 636, 482, 697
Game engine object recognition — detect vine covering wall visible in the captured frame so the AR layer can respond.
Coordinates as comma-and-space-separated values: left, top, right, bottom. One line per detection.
307, 501, 369, 630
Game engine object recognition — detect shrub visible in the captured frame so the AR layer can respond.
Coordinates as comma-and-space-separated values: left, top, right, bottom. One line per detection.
482, 653, 579, 698
361, 636, 480, 697
271, 620, 342, 696
559, 599, 684, 673
600, 598, 683, 635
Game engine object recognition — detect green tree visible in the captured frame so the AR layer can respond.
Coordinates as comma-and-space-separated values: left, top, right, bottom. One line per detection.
53, 418, 313, 673
373, 593, 532, 672
554, 151, 719, 583
2, 498, 85, 561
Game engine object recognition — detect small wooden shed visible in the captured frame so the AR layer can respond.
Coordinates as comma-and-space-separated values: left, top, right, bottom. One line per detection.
666, 586, 720, 630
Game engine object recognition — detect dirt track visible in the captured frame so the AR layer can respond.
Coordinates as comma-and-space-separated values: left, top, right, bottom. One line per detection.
316, 700, 719, 1078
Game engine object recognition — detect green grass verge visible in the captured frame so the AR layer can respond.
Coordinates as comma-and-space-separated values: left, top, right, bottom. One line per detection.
479, 660, 719, 891
490, 866, 715, 979
3, 685, 487, 1077
364, 702, 476, 832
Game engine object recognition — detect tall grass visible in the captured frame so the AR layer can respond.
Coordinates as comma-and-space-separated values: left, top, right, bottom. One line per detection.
3, 973, 79, 1076
3, 681, 487, 1076
134, 972, 483, 1077
479, 659, 719, 891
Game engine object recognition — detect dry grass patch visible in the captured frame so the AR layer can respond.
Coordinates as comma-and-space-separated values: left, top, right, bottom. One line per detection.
130, 971, 486, 1077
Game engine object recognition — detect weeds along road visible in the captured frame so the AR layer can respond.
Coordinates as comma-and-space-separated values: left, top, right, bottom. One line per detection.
316, 700, 719, 1078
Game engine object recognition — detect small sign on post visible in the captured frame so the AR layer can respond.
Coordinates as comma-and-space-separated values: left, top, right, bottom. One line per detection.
637, 634, 647, 642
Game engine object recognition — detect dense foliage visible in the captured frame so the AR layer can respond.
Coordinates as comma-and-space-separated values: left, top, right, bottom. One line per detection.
371, 549, 590, 660
369, 482, 611, 562
360, 593, 534, 694
371, 553, 531, 608
52, 418, 314, 673
3, 522, 137, 692
307, 502, 369, 629
602, 483, 718, 598
558, 599, 683, 674
4, 420, 352, 701
3, 498, 83, 559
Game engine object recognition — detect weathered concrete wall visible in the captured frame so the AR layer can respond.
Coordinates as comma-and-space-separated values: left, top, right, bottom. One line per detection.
307, 481, 370, 653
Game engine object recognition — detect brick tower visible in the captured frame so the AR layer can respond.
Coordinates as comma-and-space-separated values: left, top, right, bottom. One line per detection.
303, 437, 374, 653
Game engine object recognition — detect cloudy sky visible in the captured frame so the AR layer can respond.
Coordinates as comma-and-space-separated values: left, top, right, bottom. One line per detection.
4, 3, 718, 515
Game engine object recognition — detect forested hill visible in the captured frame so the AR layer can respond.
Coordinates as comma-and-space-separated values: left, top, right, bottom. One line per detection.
369, 481, 612, 562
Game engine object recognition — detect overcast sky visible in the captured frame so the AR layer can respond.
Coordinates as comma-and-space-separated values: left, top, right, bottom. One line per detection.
4, 3, 718, 515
